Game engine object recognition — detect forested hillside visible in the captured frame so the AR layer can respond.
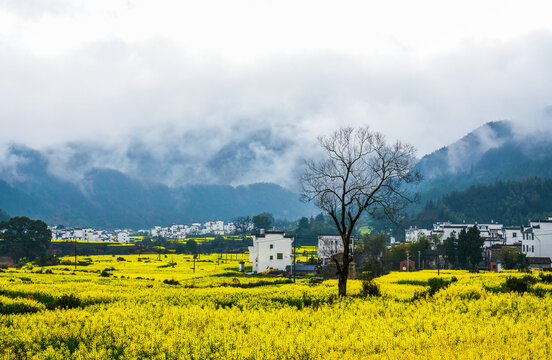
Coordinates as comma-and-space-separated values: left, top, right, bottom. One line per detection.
408, 177, 552, 228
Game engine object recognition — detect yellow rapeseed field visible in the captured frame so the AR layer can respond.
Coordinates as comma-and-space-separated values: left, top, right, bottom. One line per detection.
1, 254, 551, 359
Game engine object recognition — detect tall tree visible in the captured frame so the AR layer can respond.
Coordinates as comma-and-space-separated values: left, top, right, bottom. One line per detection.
466, 225, 484, 270
301, 126, 420, 296
252, 212, 274, 232
457, 226, 484, 270
442, 233, 457, 268
0, 216, 52, 262
185, 239, 198, 255
233, 216, 252, 240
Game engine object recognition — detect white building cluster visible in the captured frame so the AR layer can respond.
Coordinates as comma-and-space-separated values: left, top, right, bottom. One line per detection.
50, 220, 238, 243
49, 227, 127, 242
406, 216, 552, 266
150, 221, 236, 238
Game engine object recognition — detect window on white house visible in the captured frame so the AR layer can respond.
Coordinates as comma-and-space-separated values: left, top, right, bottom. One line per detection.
270, 255, 273, 260
277, 253, 283, 260
532, 245, 534, 252
513, 233, 517, 238
270, 244, 273, 249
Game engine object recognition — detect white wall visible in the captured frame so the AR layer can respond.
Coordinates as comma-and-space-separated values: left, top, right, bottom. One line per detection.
248, 232, 293, 273
503, 227, 522, 245
524, 218, 552, 259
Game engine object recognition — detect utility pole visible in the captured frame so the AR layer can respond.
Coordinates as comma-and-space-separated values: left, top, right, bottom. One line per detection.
74, 238, 77, 271
437, 251, 440, 276
293, 236, 296, 283
406, 252, 410, 272
418, 251, 421, 271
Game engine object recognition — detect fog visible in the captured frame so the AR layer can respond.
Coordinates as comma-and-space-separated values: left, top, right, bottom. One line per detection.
1, 1, 552, 189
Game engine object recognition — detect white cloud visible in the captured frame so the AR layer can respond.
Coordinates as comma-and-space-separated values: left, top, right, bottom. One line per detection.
1, 1, 552, 188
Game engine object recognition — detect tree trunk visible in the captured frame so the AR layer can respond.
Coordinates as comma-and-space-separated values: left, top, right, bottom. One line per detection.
338, 263, 349, 297
338, 236, 350, 297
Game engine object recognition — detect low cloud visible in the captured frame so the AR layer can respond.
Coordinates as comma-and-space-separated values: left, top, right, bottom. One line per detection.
1, 32, 552, 189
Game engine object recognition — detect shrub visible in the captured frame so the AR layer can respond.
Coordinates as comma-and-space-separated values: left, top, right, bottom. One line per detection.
0, 296, 46, 315
361, 280, 381, 297
100, 269, 111, 277
117, 257, 126, 262
428, 277, 450, 295
503, 276, 532, 293
56, 294, 81, 309
163, 279, 180, 286
539, 273, 552, 283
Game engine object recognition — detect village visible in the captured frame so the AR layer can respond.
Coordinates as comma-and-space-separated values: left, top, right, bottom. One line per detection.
47, 215, 552, 275
49, 220, 238, 243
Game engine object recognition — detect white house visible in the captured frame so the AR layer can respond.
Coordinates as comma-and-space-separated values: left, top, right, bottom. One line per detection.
522, 217, 552, 261
116, 231, 130, 243
248, 230, 294, 273
317, 234, 354, 266
503, 226, 523, 245
405, 226, 432, 243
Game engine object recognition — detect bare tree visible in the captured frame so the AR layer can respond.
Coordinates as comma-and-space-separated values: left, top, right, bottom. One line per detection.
233, 216, 252, 240
301, 126, 420, 296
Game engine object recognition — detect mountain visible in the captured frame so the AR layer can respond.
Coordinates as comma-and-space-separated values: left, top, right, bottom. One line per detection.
414, 120, 552, 201
408, 177, 552, 228
0, 145, 315, 228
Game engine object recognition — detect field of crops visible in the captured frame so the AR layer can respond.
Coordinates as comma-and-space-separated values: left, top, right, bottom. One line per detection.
1, 254, 552, 359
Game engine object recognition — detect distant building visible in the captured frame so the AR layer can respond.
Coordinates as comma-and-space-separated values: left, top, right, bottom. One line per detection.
522, 216, 552, 261
248, 230, 294, 273
286, 262, 317, 275
529, 257, 552, 270
503, 226, 523, 245
317, 234, 354, 266
405, 226, 432, 243
400, 259, 415, 271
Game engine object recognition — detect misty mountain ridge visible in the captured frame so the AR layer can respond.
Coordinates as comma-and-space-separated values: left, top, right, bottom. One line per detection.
2, 119, 552, 228
414, 120, 552, 201
0, 144, 315, 228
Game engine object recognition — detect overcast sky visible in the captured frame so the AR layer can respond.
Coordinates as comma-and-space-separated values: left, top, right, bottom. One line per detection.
1, 0, 552, 187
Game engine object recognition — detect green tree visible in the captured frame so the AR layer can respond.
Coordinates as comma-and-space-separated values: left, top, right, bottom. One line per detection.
466, 226, 484, 270
356, 232, 388, 276
211, 235, 226, 253
442, 233, 457, 267
457, 226, 484, 270
388, 243, 408, 270
500, 248, 518, 270
407, 234, 431, 269
185, 239, 198, 255
516, 252, 530, 271
252, 212, 274, 232
0, 216, 52, 262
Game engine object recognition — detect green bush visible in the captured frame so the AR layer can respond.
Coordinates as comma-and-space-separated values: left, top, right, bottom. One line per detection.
361, 280, 381, 297
427, 277, 450, 295
100, 269, 111, 277
163, 279, 180, 286
503, 276, 533, 293
56, 294, 81, 309
539, 273, 552, 283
